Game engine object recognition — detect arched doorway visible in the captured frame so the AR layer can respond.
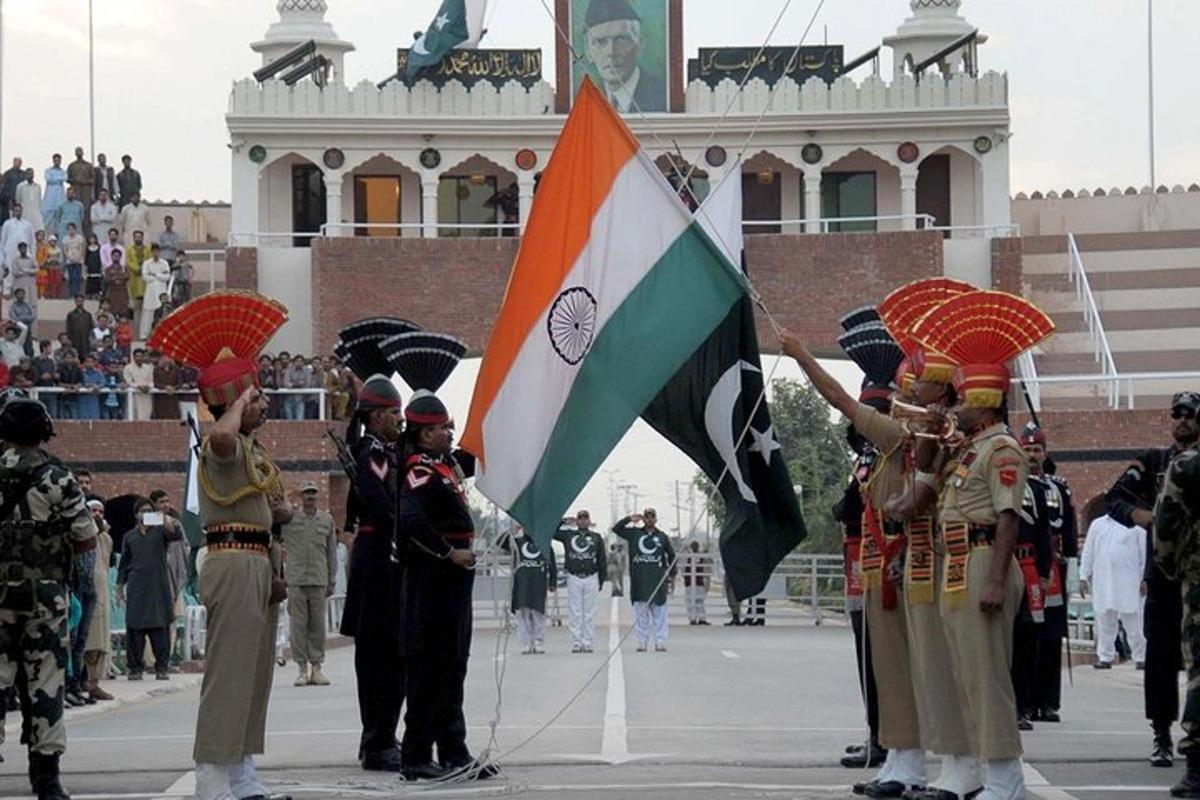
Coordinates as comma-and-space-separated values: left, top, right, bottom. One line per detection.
438, 154, 518, 238
347, 154, 421, 238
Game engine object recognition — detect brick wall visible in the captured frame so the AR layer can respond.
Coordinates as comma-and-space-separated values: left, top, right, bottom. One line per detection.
991, 236, 1023, 294
225, 247, 258, 291
310, 230, 945, 358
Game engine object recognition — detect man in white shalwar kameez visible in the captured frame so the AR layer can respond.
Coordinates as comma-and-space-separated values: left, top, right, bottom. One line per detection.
1081, 513, 1147, 667
0, 204, 35, 272
140, 245, 172, 338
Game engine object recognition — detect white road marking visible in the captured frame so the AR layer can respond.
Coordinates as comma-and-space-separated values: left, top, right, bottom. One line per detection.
721, 650, 740, 659
1024, 761, 1080, 800
599, 596, 629, 764
154, 770, 193, 799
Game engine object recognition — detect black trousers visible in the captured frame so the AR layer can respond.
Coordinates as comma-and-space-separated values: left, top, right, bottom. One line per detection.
849, 609, 880, 741
1012, 616, 1039, 717
401, 556, 474, 766
355, 636, 405, 757
126, 627, 169, 675
1144, 578, 1183, 725
1034, 636, 1063, 712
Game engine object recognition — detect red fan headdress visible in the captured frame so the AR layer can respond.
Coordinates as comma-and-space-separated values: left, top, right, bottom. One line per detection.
149, 291, 289, 407
877, 277, 976, 358
909, 290, 1056, 409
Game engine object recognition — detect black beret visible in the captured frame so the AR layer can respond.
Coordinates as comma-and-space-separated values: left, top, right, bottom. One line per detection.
586, 0, 639, 28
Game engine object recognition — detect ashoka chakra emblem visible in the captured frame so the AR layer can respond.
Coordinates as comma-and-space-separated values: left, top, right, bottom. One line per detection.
547, 287, 598, 365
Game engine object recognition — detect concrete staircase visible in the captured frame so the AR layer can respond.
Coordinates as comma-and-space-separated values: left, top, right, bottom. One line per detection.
1022, 230, 1200, 410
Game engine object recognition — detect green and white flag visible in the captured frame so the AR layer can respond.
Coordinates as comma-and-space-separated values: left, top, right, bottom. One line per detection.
406, 0, 488, 81
183, 417, 204, 550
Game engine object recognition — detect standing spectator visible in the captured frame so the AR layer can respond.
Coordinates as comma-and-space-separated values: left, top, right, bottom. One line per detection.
681, 541, 710, 625
116, 498, 182, 681
93, 153, 116, 204
1, 203, 35, 273
258, 355, 281, 419
507, 528, 556, 655
553, 510, 607, 653
152, 296, 174, 331
43, 154, 67, 234
31, 340, 59, 418
150, 489, 188, 665
141, 245, 171, 339
120, 195, 151, 248
116, 156, 141, 209
0, 321, 28, 367
84, 232, 104, 298
281, 482, 337, 687
612, 509, 676, 652
114, 310, 134, 356
157, 215, 183, 264
306, 356, 325, 419
152, 354, 181, 420
17, 168, 45, 234
8, 288, 36, 356
104, 251, 130, 318
9, 356, 35, 388
608, 541, 626, 597
8, 242, 38, 303
90, 313, 114, 352
43, 234, 64, 299
1081, 514, 1148, 669
124, 229, 150, 324
123, 348, 154, 421
284, 354, 310, 420
77, 354, 104, 419
89, 191, 118, 243
96, 337, 123, 370
169, 250, 193, 304
62, 223, 86, 299
66, 295, 93, 357
57, 348, 83, 420
67, 148, 95, 226
56, 186, 85, 244
101, 360, 125, 420
83, 500, 115, 701
67, 495, 99, 705
0, 157, 24, 211
324, 356, 350, 420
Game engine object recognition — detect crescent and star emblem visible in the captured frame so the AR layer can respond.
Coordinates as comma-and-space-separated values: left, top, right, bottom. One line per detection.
638, 534, 659, 556
570, 534, 592, 555
704, 360, 775, 504
520, 541, 540, 560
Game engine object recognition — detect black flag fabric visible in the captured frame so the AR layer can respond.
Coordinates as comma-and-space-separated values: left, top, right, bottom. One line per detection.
641, 292, 807, 601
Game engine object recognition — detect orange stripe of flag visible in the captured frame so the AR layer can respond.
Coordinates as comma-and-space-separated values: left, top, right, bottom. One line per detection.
461, 78, 640, 463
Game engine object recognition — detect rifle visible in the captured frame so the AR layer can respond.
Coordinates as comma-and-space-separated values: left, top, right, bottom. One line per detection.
326, 428, 358, 484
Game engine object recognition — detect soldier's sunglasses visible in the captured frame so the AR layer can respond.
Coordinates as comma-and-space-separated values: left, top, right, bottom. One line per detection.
1171, 408, 1197, 420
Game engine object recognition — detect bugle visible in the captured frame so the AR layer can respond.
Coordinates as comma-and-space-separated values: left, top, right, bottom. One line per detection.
890, 400, 957, 441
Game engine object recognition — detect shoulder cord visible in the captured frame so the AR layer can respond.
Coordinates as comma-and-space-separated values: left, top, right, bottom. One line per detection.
198, 437, 283, 508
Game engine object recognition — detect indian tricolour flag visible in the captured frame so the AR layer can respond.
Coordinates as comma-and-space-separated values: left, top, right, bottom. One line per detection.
462, 78, 746, 542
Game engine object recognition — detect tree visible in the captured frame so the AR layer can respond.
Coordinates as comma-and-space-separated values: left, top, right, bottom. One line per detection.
694, 377, 851, 554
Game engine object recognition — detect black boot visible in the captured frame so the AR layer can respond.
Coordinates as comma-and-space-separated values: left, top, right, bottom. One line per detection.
1172, 752, 1200, 797
1153, 721, 1175, 768
28, 752, 70, 800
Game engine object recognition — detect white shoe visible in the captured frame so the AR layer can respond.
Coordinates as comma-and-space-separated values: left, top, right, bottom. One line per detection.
229, 755, 268, 799
308, 664, 331, 686
194, 762, 235, 800
294, 662, 309, 687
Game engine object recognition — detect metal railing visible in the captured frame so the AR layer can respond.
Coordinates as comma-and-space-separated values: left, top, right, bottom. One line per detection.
741, 213, 937, 233
1012, 371, 1200, 411
1066, 232, 1120, 408
27, 386, 330, 421
320, 221, 521, 237
185, 249, 228, 295
1015, 351, 1041, 412
929, 222, 1021, 238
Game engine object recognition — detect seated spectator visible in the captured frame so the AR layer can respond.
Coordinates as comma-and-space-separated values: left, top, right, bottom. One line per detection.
77, 355, 105, 420
31, 340, 59, 417
152, 354, 180, 420
57, 348, 83, 420
9, 356, 35, 389
0, 321, 29, 368
84, 233, 104, 300
91, 312, 114, 352
114, 310, 133, 357
7, 288, 37, 357
170, 251, 193, 305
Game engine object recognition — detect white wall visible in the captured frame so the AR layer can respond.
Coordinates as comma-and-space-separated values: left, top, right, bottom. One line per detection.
1012, 190, 1200, 235
946, 148, 979, 229
944, 238, 991, 288
258, 248, 314, 355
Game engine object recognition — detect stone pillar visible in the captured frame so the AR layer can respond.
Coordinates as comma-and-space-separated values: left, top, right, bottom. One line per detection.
517, 174, 537, 233
900, 169, 918, 230
324, 171, 345, 237
804, 174, 823, 233
421, 171, 440, 239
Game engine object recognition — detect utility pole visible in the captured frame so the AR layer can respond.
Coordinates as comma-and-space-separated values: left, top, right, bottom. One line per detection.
674, 480, 682, 536
0, 0, 5, 161
1147, 0, 1156, 192
88, 0, 96, 158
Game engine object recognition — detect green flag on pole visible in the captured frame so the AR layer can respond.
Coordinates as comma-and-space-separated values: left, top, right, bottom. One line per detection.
183, 416, 205, 592
405, 0, 488, 81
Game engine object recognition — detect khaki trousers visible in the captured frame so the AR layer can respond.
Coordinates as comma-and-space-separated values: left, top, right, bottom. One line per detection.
288, 585, 327, 665
907, 553, 975, 755
866, 584, 921, 750
939, 547, 1025, 761
193, 551, 276, 763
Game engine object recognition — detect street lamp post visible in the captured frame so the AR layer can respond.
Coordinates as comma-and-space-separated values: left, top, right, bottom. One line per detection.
89, 0, 96, 158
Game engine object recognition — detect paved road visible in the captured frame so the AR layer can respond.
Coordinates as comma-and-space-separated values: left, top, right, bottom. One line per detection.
0, 595, 1176, 799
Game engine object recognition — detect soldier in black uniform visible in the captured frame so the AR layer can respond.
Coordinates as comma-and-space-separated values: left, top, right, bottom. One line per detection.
1105, 391, 1200, 767
1010, 467, 1052, 731
0, 391, 97, 800
1020, 423, 1078, 723
339, 375, 405, 772
397, 390, 499, 781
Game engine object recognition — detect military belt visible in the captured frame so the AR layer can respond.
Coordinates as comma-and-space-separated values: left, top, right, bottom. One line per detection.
205, 525, 270, 551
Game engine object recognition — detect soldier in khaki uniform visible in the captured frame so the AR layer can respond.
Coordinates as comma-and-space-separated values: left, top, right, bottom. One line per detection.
148, 292, 292, 800
281, 481, 336, 687
909, 289, 1056, 800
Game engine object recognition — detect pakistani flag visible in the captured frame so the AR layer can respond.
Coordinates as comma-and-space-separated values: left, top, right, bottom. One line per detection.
406, 0, 489, 81
641, 172, 807, 600
183, 417, 205, 589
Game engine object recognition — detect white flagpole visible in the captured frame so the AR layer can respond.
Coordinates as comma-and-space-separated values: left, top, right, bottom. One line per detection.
0, 0, 5, 161
1147, 0, 1156, 191
88, 0, 95, 158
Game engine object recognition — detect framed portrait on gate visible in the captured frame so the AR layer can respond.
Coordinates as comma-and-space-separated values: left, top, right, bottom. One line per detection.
555, 0, 682, 114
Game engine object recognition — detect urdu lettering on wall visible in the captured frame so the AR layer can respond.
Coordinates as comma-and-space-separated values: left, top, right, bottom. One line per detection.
395, 49, 544, 89
687, 46, 844, 89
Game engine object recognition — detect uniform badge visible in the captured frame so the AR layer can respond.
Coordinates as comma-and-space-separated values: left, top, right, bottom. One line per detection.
998, 467, 1018, 487
406, 469, 431, 489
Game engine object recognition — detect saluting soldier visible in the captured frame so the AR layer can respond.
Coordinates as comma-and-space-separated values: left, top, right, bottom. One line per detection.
148, 292, 292, 800
553, 510, 607, 653
397, 390, 499, 781
1152, 424, 1200, 798
340, 374, 405, 772
505, 527, 556, 654
1106, 391, 1200, 768
612, 509, 676, 652
0, 391, 96, 800
910, 289, 1056, 800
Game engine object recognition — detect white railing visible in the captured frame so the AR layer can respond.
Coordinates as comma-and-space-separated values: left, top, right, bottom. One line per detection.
740, 213, 938, 232
929, 222, 1021, 238
27, 386, 329, 421
1015, 371, 1200, 411
1014, 351, 1041, 413
184, 249, 227, 295
319, 221, 521, 236
228, 231, 321, 248
1066, 233, 1120, 408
